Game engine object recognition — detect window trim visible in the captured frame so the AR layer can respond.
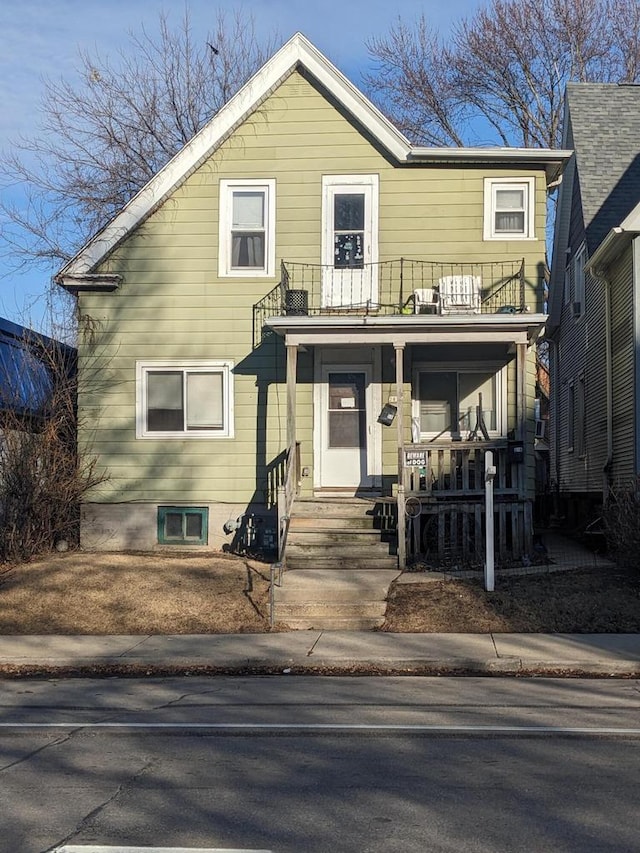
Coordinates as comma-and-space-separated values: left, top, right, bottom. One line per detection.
219, 178, 276, 277
158, 506, 209, 545
567, 379, 575, 454
572, 243, 586, 319
483, 177, 536, 241
576, 372, 586, 458
136, 360, 234, 439
411, 362, 507, 441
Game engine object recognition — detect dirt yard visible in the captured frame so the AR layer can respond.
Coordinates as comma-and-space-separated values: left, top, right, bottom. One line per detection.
382, 566, 640, 633
0, 551, 638, 634
0, 552, 271, 634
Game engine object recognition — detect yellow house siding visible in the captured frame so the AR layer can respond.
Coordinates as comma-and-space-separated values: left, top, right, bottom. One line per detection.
80, 70, 546, 508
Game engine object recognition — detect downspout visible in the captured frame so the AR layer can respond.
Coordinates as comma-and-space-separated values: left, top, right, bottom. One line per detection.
547, 336, 561, 508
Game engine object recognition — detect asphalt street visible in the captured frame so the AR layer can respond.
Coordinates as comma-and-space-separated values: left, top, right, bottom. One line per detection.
2, 676, 640, 852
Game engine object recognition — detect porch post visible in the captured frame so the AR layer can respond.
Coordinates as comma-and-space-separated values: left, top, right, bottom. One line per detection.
286, 342, 298, 453
395, 342, 406, 570
516, 342, 528, 500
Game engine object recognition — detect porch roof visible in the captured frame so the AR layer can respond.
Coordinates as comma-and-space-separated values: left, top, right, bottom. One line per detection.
265, 312, 546, 347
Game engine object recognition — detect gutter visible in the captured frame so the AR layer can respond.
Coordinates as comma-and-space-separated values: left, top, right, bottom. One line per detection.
55, 273, 121, 294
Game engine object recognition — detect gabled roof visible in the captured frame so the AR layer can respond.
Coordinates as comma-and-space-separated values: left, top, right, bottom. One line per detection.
57, 32, 571, 287
566, 83, 640, 254
548, 83, 640, 330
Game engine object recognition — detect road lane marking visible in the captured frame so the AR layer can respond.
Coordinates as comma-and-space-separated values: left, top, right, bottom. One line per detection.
2, 722, 640, 735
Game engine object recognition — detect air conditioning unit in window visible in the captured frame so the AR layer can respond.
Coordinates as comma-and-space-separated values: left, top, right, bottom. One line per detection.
535, 419, 546, 439
572, 302, 582, 317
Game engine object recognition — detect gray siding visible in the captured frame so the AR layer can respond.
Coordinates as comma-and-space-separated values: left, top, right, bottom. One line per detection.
610, 245, 635, 485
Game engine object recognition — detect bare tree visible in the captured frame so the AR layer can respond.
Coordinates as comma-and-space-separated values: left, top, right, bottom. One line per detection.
0, 8, 279, 276
366, 0, 640, 148
0, 334, 106, 561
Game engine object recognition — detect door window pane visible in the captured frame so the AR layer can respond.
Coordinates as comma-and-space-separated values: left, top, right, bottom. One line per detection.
334, 194, 364, 230
328, 372, 366, 448
334, 194, 365, 268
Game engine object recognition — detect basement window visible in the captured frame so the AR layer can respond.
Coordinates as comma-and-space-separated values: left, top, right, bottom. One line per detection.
158, 506, 209, 545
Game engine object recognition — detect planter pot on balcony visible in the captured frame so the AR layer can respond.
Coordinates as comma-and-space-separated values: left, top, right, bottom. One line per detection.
284, 289, 309, 316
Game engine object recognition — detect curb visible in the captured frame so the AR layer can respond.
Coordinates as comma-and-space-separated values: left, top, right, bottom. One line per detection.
1, 661, 639, 679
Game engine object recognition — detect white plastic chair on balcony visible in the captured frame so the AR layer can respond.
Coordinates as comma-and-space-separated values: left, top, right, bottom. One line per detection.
438, 275, 482, 314
413, 288, 439, 314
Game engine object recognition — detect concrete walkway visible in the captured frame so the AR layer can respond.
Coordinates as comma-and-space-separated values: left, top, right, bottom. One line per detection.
1, 632, 639, 675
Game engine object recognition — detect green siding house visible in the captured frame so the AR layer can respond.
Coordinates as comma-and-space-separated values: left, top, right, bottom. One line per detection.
55, 34, 569, 567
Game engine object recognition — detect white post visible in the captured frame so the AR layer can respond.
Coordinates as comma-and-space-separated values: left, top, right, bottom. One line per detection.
484, 450, 496, 592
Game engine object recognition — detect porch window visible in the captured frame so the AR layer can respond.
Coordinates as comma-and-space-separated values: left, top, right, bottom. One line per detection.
136, 360, 234, 438
219, 179, 275, 277
414, 365, 504, 440
484, 177, 535, 240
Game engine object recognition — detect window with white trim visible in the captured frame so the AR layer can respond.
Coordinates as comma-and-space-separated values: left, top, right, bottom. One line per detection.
219, 179, 275, 277
412, 364, 506, 440
484, 177, 535, 240
573, 243, 586, 318
136, 361, 234, 439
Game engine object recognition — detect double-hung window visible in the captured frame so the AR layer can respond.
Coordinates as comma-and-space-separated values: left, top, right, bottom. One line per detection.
136, 360, 234, 438
573, 244, 586, 318
413, 364, 505, 440
484, 177, 535, 240
219, 179, 275, 277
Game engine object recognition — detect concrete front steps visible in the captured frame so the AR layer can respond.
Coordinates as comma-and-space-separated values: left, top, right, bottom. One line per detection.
275, 498, 399, 629
273, 569, 400, 630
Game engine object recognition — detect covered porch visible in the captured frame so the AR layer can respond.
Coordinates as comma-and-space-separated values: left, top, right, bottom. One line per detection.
267, 311, 545, 570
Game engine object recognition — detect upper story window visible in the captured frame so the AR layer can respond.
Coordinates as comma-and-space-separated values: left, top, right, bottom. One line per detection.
483, 177, 535, 240
136, 360, 234, 439
219, 179, 275, 277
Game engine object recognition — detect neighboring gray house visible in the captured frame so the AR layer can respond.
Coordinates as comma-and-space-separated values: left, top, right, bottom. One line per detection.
547, 83, 640, 524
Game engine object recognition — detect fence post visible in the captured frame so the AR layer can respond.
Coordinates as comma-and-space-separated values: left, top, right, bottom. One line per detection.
484, 450, 496, 591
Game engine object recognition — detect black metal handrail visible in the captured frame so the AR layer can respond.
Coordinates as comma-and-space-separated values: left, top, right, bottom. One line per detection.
253, 258, 534, 341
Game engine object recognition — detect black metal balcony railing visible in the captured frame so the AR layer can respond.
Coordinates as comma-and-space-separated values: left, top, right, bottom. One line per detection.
254, 258, 532, 344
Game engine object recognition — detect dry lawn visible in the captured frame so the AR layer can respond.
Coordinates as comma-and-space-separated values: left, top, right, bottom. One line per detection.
382, 566, 640, 633
1, 552, 639, 635
0, 552, 271, 634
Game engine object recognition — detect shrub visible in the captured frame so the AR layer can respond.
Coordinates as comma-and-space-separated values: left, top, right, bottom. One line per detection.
602, 481, 640, 570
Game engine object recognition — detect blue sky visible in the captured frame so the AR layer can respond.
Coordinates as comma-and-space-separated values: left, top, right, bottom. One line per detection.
0, 0, 477, 333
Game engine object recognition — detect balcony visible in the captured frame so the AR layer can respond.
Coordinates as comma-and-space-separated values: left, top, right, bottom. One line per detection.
254, 258, 535, 343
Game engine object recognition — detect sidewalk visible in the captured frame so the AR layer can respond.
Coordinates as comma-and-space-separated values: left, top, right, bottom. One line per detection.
1, 632, 640, 676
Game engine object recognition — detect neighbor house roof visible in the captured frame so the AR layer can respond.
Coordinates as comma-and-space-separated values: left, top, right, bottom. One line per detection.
548, 83, 640, 330
566, 82, 640, 255
56, 32, 571, 289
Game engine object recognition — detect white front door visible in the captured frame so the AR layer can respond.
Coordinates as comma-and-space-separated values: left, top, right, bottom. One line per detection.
322, 175, 379, 309
319, 366, 374, 489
